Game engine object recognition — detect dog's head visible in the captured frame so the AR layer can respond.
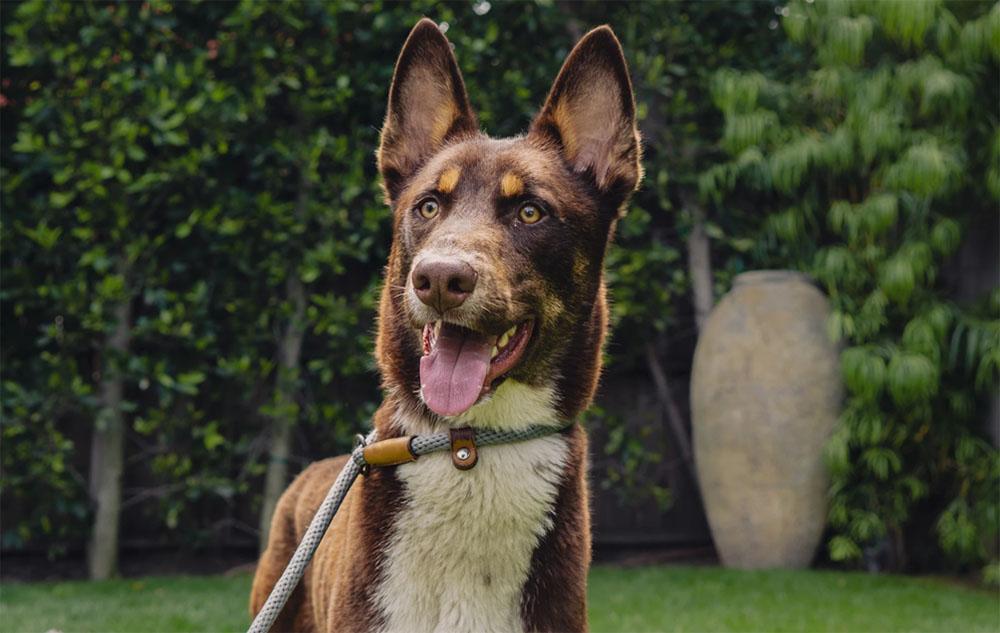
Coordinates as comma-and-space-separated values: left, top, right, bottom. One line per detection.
375, 19, 641, 427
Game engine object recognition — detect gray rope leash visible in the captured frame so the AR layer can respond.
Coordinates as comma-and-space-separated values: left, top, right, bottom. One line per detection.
247, 423, 568, 633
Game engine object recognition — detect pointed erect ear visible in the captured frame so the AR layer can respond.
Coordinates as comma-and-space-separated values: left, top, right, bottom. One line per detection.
377, 19, 478, 202
530, 26, 642, 203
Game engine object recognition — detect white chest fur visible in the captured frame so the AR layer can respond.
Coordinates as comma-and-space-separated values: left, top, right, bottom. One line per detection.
374, 432, 568, 633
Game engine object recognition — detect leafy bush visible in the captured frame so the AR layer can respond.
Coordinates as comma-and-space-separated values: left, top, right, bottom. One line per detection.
3, 0, 994, 580
702, 0, 999, 574
3, 0, 787, 563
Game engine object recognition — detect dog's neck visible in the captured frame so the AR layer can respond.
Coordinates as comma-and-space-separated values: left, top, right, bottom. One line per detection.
375, 395, 572, 633
388, 378, 564, 436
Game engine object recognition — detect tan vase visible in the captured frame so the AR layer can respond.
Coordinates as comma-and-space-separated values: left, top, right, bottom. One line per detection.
691, 270, 843, 569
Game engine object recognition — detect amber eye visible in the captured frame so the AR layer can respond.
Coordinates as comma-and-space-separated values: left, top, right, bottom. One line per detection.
417, 199, 439, 219
518, 203, 544, 225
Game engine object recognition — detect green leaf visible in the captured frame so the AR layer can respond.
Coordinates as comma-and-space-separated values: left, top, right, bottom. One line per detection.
841, 347, 887, 401
873, 0, 941, 49
879, 256, 916, 304
861, 446, 902, 480
819, 15, 874, 66
21, 222, 62, 250
49, 191, 75, 209
829, 535, 862, 561
930, 218, 961, 255
887, 351, 939, 407
902, 318, 940, 362
884, 141, 962, 198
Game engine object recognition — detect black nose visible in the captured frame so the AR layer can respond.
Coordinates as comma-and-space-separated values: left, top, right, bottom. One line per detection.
411, 259, 478, 313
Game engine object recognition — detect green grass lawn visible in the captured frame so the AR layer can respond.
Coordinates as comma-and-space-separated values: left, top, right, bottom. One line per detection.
1, 565, 996, 632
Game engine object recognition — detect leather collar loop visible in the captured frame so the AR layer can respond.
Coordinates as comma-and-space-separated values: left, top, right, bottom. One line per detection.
449, 427, 478, 470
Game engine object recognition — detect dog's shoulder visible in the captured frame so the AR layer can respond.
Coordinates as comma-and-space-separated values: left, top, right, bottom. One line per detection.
282, 455, 352, 534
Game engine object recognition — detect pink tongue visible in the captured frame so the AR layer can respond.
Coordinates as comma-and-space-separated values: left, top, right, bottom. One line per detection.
420, 323, 493, 417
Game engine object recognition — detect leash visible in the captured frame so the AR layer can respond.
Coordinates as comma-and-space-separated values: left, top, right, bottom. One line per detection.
247, 423, 569, 633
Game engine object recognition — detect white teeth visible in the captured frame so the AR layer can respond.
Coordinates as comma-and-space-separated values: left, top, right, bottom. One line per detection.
491, 346, 499, 359
434, 321, 441, 336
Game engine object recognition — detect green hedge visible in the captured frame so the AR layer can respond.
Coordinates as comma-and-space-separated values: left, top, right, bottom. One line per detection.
2, 0, 995, 577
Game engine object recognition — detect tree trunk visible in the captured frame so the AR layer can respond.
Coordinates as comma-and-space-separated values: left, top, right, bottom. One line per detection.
87, 297, 131, 580
258, 134, 322, 548
645, 343, 696, 485
258, 275, 307, 550
258, 163, 312, 550
686, 199, 714, 334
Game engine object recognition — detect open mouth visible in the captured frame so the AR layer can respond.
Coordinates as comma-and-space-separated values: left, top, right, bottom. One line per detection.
419, 320, 534, 417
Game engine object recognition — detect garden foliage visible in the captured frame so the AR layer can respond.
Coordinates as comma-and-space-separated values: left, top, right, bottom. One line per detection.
701, 0, 999, 573
3, 0, 779, 567
2, 0, 996, 579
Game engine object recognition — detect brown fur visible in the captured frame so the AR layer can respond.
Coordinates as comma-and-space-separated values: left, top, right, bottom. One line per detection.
251, 18, 641, 633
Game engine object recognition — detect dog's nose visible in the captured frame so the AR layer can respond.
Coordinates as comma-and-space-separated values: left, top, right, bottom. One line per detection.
412, 259, 478, 313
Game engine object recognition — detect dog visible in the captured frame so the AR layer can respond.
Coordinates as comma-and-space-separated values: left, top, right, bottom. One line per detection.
250, 18, 641, 633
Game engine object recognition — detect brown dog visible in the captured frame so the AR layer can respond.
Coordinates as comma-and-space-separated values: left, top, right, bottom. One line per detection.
250, 18, 641, 633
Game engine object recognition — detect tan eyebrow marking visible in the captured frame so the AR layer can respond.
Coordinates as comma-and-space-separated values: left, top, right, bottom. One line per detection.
500, 171, 524, 197
437, 167, 460, 194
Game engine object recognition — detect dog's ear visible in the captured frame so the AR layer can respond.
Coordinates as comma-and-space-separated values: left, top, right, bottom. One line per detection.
378, 18, 478, 203
530, 26, 642, 208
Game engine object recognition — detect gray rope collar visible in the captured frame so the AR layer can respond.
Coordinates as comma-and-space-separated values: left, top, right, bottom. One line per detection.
248, 422, 571, 633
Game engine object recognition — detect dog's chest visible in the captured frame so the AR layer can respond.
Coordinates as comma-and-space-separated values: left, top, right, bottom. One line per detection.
374, 435, 568, 633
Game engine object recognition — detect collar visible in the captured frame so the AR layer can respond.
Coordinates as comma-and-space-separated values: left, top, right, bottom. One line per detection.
353, 422, 573, 472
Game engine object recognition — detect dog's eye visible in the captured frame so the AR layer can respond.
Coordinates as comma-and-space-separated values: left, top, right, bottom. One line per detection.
517, 203, 545, 225
417, 199, 439, 220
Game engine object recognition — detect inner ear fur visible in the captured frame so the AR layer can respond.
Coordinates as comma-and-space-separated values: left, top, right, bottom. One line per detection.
530, 26, 642, 205
377, 18, 478, 202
